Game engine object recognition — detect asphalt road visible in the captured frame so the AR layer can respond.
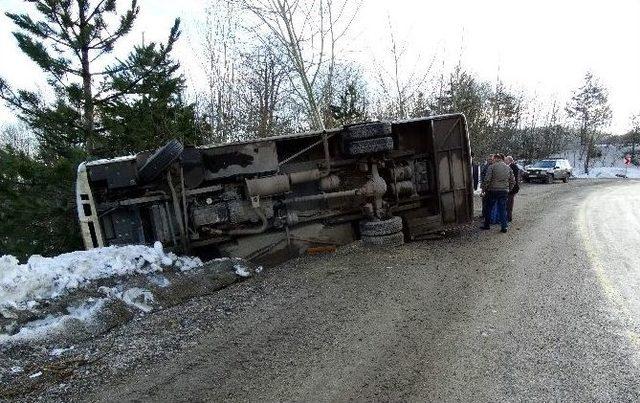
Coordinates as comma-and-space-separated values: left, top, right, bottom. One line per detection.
86, 180, 640, 402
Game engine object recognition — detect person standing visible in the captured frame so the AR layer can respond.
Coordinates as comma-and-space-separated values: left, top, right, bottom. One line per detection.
505, 156, 520, 222
481, 154, 515, 233
480, 155, 494, 218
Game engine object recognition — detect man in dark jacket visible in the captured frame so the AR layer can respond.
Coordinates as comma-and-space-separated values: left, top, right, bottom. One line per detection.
505, 156, 520, 222
481, 154, 515, 232
480, 155, 494, 218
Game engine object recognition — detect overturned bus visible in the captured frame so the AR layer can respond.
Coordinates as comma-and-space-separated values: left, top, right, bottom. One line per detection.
76, 114, 473, 265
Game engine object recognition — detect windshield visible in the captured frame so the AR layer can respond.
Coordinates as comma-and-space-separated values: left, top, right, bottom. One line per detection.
532, 160, 556, 168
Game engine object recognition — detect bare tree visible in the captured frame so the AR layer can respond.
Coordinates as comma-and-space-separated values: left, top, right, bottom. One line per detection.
239, 0, 360, 131
197, 0, 242, 143
238, 43, 292, 138
373, 18, 435, 120
0, 121, 36, 155
566, 72, 612, 174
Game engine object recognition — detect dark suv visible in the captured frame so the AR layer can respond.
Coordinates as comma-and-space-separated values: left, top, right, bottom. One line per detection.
522, 159, 572, 183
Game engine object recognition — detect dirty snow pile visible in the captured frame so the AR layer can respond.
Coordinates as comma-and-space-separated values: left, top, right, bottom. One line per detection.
0, 242, 201, 312
0, 299, 109, 344
0, 243, 266, 346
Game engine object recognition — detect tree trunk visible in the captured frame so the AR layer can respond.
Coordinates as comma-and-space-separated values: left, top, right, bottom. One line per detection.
79, 2, 94, 155
584, 135, 593, 175
81, 48, 94, 154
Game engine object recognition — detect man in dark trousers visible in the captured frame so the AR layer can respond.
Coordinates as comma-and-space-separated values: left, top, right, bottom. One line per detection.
480, 155, 494, 218
505, 156, 520, 222
481, 154, 515, 233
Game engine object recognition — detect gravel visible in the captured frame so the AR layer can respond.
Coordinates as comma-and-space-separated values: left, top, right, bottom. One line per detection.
3, 180, 640, 402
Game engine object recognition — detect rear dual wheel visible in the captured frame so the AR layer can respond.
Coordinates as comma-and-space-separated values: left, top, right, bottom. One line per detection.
347, 137, 394, 156
361, 232, 405, 247
360, 216, 405, 247
342, 122, 394, 156
343, 122, 392, 142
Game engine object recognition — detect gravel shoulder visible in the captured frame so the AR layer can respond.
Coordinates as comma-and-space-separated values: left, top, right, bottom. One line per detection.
5, 180, 640, 402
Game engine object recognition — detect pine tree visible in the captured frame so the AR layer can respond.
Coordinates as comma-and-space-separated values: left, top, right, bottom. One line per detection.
0, 1, 189, 259
0, 0, 181, 156
0, 145, 83, 260
99, 42, 201, 156
432, 67, 491, 155
329, 83, 367, 126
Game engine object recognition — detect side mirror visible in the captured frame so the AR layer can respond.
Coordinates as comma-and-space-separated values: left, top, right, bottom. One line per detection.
554, 166, 560, 169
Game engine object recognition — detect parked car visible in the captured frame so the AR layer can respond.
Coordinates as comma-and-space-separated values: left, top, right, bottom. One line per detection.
522, 158, 572, 184
76, 114, 473, 265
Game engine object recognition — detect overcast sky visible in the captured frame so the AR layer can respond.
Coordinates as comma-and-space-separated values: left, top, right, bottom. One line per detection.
0, 0, 638, 133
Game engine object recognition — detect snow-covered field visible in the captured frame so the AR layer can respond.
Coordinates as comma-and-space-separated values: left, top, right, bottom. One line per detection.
553, 144, 640, 179
574, 166, 640, 179
0, 243, 259, 345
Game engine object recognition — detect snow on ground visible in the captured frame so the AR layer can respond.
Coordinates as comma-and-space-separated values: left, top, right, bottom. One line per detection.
0, 243, 264, 346
553, 143, 640, 179
573, 166, 640, 179
0, 242, 201, 312
49, 345, 75, 356
0, 299, 107, 344
233, 259, 253, 278
0, 242, 206, 345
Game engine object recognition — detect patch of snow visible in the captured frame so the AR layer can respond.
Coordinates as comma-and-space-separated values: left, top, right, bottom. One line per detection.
121, 288, 155, 313
147, 273, 171, 288
29, 371, 42, 379
97, 286, 118, 297
0, 299, 105, 344
0, 307, 18, 319
573, 166, 640, 179
210, 257, 253, 277
0, 243, 201, 311
10, 366, 23, 374
233, 260, 251, 278
98, 286, 155, 312
50, 345, 75, 357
